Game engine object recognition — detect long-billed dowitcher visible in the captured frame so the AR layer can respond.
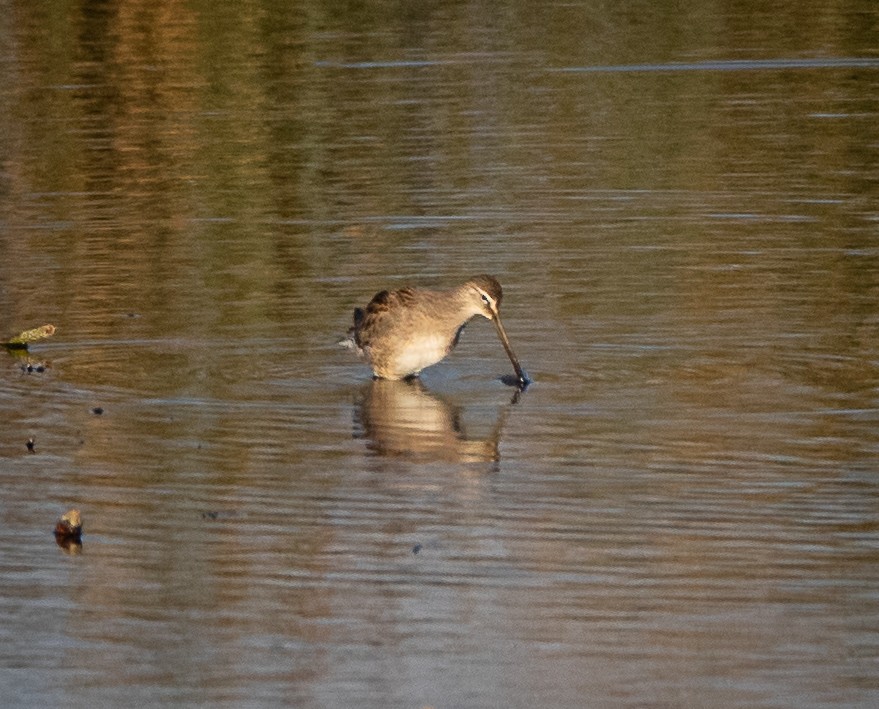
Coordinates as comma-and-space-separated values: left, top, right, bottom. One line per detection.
346, 274, 530, 387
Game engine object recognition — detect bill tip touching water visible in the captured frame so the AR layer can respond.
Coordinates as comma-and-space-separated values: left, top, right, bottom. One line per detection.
345, 274, 530, 388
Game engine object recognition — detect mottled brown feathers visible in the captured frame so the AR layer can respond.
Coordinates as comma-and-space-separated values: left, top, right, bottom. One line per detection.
376, 287, 418, 308
368, 290, 391, 311
353, 287, 417, 349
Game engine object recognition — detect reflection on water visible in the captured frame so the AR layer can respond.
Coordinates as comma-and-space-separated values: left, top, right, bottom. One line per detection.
1, 0, 879, 707
353, 378, 514, 464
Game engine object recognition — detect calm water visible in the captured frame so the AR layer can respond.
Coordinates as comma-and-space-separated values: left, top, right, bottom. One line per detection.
2, 1, 879, 707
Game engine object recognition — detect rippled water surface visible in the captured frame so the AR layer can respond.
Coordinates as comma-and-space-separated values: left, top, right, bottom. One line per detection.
2, 1, 879, 707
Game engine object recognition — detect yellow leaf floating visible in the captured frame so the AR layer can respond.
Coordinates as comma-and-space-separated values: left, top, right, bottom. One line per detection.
5, 324, 56, 349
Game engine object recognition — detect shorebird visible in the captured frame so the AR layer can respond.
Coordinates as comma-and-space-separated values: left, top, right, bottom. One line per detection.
346, 274, 529, 387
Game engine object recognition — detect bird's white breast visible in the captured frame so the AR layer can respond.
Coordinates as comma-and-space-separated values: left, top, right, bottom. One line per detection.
391, 333, 451, 376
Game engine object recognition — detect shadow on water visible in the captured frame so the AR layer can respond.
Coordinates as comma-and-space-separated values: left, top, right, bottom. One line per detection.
352, 378, 520, 464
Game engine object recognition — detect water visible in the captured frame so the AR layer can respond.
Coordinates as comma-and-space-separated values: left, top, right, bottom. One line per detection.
1, 1, 878, 707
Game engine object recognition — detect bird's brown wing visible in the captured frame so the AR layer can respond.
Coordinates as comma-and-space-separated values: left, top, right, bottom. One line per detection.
353, 287, 418, 349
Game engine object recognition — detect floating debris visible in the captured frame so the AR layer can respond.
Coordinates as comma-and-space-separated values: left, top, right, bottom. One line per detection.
412, 543, 423, 555
20, 362, 47, 374
54, 509, 83, 543
26, 437, 35, 453
201, 510, 242, 521
4, 324, 56, 350
91, 407, 104, 415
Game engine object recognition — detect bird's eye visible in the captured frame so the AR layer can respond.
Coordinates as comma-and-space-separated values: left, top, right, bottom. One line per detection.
481, 294, 491, 305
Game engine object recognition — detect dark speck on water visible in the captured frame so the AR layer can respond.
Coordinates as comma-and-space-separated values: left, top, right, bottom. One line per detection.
201, 510, 242, 521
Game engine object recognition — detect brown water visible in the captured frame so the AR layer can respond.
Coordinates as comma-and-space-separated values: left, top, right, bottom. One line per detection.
2, 1, 879, 707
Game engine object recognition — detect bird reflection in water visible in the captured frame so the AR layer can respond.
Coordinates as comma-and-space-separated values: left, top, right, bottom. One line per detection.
353, 378, 518, 464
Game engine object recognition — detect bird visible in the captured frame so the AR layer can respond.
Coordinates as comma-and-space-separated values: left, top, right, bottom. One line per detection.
346, 274, 529, 387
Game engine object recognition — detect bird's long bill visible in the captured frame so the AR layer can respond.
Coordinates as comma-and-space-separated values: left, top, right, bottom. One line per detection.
492, 315, 530, 388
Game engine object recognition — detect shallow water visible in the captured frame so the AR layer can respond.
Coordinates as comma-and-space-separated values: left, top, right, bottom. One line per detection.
2, 1, 879, 707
